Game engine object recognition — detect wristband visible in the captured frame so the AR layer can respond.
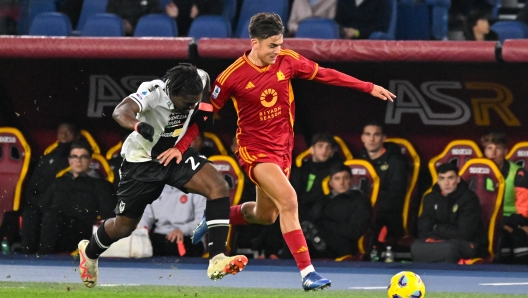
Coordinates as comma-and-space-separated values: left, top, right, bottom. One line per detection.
134, 122, 140, 132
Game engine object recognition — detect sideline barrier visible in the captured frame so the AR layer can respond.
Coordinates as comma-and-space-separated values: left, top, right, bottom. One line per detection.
0, 36, 192, 59
501, 40, 528, 62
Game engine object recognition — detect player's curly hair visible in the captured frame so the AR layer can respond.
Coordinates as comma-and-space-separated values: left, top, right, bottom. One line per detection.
249, 12, 284, 40
162, 63, 203, 97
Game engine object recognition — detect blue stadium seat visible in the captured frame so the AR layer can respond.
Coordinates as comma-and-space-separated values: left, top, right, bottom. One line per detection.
234, 0, 289, 38
369, 0, 397, 39
396, 1, 430, 40
17, 0, 57, 35
75, 0, 108, 32
491, 21, 528, 43
222, 0, 237, 26
81, 13, 124, 36
295, 18, 340, 39
427, 0, 450, 40
29, 12, 72, 36
236, 18, 251, 38
188, 15, 231, 39
133, 14, 178, 37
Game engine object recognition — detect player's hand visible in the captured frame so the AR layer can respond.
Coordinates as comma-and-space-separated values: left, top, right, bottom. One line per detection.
370, 85, 396, 102
157, 147, 183, 166
166, 228, 184, 243
135, 122, 154, 142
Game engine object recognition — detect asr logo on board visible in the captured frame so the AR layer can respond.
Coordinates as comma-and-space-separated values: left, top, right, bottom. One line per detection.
385, 80, 520, 126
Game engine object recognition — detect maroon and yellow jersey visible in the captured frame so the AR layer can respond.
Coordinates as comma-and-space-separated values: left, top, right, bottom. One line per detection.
210, 49, 374, 155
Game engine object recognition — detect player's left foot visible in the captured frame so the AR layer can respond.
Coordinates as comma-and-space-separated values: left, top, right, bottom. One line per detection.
78, 240, 98, 288
302, 271, 331, 291
207, 253, 248, 281
191, 213, 208, 245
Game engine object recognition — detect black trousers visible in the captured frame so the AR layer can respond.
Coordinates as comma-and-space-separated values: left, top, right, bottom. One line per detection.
411, 238, 477, 263
150, 233, 204, 257
38, 210, 93, 254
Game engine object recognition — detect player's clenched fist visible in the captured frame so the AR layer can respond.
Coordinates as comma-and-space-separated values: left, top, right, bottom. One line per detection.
134, 122, 154, 142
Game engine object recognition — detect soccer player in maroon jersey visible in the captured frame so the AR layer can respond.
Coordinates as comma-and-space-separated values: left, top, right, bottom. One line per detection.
189, 12, 395, 291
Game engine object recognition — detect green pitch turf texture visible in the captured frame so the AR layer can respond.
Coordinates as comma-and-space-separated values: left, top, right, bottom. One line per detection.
1, 282, 528, 297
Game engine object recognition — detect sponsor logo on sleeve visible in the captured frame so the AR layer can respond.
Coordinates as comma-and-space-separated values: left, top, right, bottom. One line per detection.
212, 85, 221, 99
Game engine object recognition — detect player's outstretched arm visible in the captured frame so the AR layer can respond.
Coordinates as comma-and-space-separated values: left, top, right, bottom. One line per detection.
370, 85, 396, 102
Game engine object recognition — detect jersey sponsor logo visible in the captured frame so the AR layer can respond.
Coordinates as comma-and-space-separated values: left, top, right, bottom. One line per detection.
260, 88, 278, 107
469, 167, 490, 174
259, 106, 282, 121
212, 85, 221, 99
451, 148, 472, 155
276, 71, 285, 81
0, 136, 16, 143
517, 150, 528, 157
245, 82, 255, 89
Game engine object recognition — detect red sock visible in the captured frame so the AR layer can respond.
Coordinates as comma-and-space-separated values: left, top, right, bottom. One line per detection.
283, 229, 312, 271
229, 205, 249, 225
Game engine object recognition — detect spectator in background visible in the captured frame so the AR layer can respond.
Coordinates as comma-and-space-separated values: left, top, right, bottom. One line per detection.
358, 120, 407, 240
165, 0, 223, 36
302, 163, 372, 259
21, 122, 80, 254
139, 185, 206, 256
106, 0, 162, 35
481, 132, 528, 263
464, 11, 498, 41
37, 141, 116, 254
58, 0, 85, 29
290, 132, 342, 223
287, 0, 337, 36
334, 0, 390, 39
411, 163, 488, 263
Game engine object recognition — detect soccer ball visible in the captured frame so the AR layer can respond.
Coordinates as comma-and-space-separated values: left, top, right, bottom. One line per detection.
387, 271, 426, 298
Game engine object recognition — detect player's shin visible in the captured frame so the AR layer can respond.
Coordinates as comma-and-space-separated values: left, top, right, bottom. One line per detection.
85, 221, 114, 259
205, 197, 231, 256
283, 229, 313, 276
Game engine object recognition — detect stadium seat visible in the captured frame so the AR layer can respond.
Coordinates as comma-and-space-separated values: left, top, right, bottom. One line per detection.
222, 0, 237, 27
491, 21, 528, 44
188, 15, 231, 39
29, 12, 72, 36
369, 0, 397, 40
203, 132, 229, 156
506, 141, 528, 169
395, 1, 430, 40
234, 0, 289, 38
295, 18, 340, 39
133, 14, 178, 37
56, 152, 115, 183
386, 138, 421, 236
0, 127, 31, 225
75, 0, 109, 32
106, 141, 123, 160
428, 139, 483, 185
28, 0, 57, 31
458, 158, 504, 264
208, 155, 246, 255
81, 13, 124, 37
322, 159, 380, 260
44, 129, 101, 155
295, 135, 353, 168
427, 0, 450, 40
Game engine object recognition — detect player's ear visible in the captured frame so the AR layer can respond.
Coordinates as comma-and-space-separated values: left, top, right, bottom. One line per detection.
250, 38, 259, 50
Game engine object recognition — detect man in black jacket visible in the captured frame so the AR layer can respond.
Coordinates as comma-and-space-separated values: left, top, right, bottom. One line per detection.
37, 141, 116, 254
411, 163, 488, 263
359, 121, 407, 239
303, 163, 372, 259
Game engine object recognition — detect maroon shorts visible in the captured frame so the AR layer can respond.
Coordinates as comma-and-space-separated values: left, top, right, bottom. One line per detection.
237, 146, 292, 186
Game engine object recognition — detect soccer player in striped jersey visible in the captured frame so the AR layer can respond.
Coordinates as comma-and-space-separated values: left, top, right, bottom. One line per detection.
190, 12, 395, 291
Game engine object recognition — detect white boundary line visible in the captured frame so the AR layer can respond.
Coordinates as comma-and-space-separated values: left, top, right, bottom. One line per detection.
348, 286, 387, 290
479, 282, 528, 286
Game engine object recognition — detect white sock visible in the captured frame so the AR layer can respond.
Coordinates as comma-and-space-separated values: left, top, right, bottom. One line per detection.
300, 265, 315, 278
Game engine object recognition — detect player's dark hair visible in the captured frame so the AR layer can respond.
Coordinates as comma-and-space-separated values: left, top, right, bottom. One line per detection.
162, 63, 203, 97
248, 12, 285, 39
481, 132, 507, 147
436, 162, 459, 175
363, 120, 385, 135
70, 140, 93, 157
329, 163, 352, 178
311, 132, 337, 148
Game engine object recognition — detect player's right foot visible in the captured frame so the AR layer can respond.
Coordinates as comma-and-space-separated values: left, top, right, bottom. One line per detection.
207, 253, 248, 281
302, 271, 331, 291
78, 240, 98, 288
191, 213, 208, 245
